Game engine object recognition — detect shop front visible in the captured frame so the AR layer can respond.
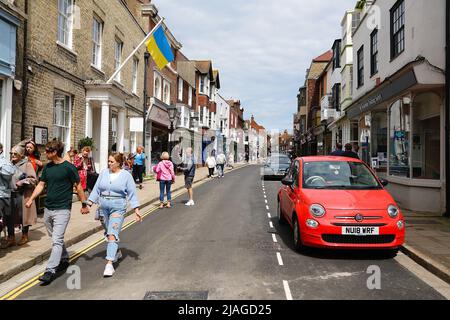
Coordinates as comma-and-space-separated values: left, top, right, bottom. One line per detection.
346, 60, 445, 213
148, 98, 171, 166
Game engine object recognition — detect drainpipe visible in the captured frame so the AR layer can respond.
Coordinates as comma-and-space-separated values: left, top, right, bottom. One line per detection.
445, 0, 450, 216
21, 0, 29, 141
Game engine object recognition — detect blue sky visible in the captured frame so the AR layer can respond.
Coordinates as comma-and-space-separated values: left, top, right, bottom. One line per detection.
153, 0, 356, 131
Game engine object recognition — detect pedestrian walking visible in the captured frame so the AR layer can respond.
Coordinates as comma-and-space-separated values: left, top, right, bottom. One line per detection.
206, 152, 217, 178
25, 140, 43, 174
10, 145, 38, 246
342, 143, 360, 159
132, 146, 146, 189
86, 153, 142, 277
183, 148, 195, 206
216, 152, 226, 178
330, 143, 345, 156
73, 146, 95, 194
153, 152, 175, 209
26, 140, 89, 285
0, 143, 17, 249
206, 152, 216, 178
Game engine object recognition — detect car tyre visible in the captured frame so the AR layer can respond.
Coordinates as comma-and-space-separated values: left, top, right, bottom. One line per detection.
277, 200, 286, 225
293, 216, 307, 253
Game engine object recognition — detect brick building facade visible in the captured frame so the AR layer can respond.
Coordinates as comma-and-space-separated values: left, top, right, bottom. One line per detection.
12, 0, 148, 170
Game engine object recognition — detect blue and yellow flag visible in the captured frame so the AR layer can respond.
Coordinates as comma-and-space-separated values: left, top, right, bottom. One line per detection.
145, 25, 174, 70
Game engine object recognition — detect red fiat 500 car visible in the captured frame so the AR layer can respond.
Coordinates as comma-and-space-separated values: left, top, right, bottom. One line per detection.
277, 156, 405, 253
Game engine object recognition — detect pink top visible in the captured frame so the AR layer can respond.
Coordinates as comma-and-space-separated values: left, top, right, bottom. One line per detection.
153, 160, 176, 181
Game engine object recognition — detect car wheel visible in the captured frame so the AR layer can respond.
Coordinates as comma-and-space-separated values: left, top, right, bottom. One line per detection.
277, 200, 286, 225
293, 216, 306, 253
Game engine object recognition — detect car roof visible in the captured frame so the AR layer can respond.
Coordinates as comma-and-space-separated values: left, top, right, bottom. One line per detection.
296, 156, 363, 163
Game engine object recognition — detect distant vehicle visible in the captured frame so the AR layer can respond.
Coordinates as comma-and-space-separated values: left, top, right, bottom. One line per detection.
262, 154, 292, 180
277, 156, 405, 254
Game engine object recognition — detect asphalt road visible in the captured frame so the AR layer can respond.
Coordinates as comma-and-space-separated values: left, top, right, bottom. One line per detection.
16, 165, 446, 300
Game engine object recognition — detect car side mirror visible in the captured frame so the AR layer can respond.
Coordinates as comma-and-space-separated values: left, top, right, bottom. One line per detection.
281, 176, 294, 187
380, 179, 389, 187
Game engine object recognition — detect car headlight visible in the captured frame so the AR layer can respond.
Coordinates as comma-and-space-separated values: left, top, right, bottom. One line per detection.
309, 204, 326, 218
388, 205, 399, 218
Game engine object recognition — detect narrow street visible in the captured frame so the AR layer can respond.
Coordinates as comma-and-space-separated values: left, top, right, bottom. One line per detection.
15, 166, 446, 300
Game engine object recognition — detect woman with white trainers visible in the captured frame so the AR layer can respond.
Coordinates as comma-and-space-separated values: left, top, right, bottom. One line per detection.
86, 153, 142, 277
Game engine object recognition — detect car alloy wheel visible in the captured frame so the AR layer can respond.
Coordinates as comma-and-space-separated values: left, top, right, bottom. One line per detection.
293, 217, 306, 253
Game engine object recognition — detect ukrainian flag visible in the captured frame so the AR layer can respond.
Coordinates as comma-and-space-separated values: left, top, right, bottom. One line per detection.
146, 25, 174, 70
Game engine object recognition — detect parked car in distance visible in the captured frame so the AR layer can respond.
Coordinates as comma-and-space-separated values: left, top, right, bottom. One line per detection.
262, 154, 292, 180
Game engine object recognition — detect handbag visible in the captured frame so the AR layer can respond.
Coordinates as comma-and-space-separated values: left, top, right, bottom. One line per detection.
87, 158, 99, 191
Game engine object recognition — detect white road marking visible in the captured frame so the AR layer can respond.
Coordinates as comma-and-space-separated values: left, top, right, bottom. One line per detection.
276, 252, 284, 266
283, 280, 293, 300
265, 199, 268, 204
267, 213, 271, 218
269, 221, 274, 228
266, 205, 269, 210
272, 234, 278, 243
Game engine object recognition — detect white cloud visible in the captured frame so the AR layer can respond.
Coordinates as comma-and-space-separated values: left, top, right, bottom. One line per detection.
153, 0, 356, 130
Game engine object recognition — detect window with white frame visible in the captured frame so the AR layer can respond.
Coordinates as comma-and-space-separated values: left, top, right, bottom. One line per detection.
178, 78, 183, 101
132, 58, 138, 94
92, 17, 102, 68
114, 40, 123, 82
53, 92, 71, 147
163, 80, 170, 105
58, 0, 74, 48
154, 73, 162, 100
188, 86, 193, 106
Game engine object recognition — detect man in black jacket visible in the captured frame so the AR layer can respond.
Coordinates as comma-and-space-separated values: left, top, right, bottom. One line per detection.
342, 143, 360, 159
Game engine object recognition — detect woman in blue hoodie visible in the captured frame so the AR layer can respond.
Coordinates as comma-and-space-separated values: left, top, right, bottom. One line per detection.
87, 153, 142, 277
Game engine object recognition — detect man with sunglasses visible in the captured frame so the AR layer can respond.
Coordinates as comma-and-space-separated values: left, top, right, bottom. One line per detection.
26, 140, 90, 285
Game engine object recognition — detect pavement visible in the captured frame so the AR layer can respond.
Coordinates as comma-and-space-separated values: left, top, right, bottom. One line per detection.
400, 210, 450, 284
0, 163, 247, 285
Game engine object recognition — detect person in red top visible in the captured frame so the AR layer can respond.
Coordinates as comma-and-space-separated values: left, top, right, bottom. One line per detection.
25, 140, 43, 174
73, 146, 94, 192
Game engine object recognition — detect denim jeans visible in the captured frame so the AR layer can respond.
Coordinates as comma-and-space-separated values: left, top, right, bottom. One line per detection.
98, 197, 127, 261
159, 181, 172, 202
44, 209, 71, 273
217, 164, 225, 177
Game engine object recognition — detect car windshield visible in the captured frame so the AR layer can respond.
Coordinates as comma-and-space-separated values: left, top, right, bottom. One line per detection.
302, 161, 381, 190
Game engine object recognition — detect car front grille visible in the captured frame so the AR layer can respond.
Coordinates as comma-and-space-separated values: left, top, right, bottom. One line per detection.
322, 234, 396, 244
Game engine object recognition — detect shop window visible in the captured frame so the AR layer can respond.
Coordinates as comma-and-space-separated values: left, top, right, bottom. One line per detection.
412, 93, 441, 180
371, 111, 388, 171
389, 99, 410, 178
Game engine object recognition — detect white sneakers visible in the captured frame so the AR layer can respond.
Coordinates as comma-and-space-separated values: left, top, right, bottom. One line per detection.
103, 263, 115, 277
103, 250, 122, 277
185, 200, 195, 206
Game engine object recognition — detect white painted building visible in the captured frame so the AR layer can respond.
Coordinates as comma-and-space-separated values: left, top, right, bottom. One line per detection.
346, 0, 446, 213
216, 93, 230, 154
328, 9, 360, 153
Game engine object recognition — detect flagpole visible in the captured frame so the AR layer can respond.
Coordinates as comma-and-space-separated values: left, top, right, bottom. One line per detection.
106, 18, 165, 84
